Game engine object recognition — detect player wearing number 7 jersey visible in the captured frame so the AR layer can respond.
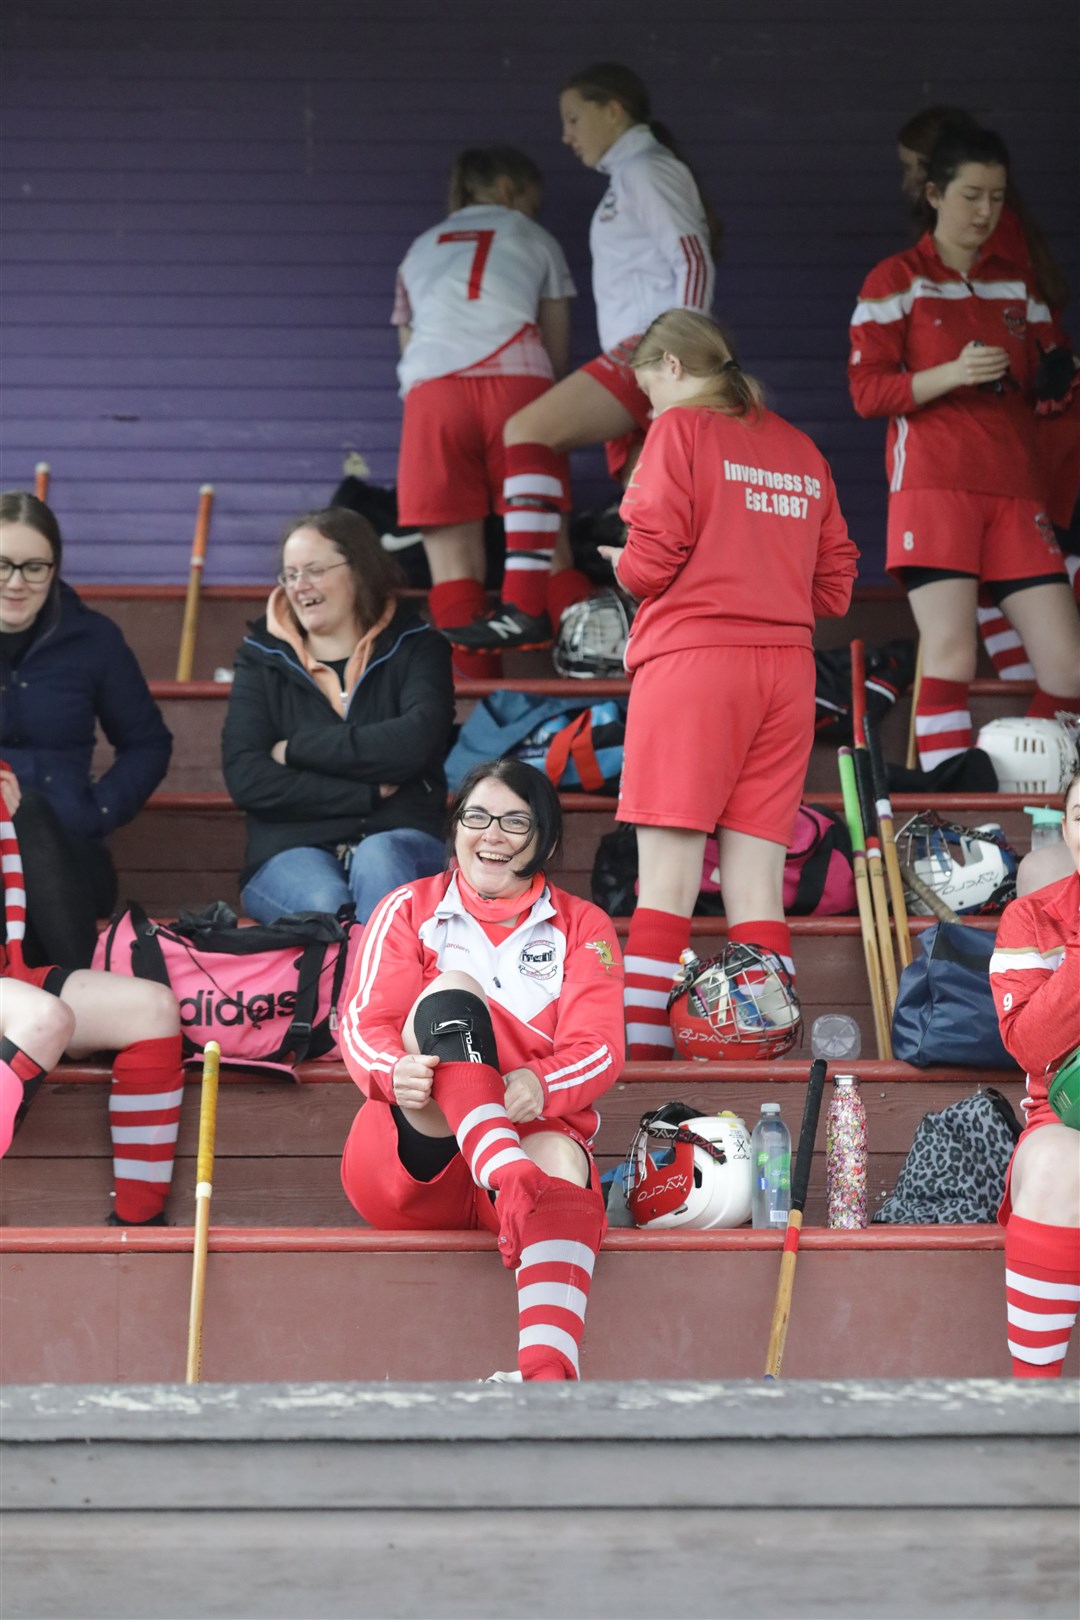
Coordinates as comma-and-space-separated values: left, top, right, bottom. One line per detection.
393, 147, 576, 677
601, 311, 859, 1059
445, 63, 720, 655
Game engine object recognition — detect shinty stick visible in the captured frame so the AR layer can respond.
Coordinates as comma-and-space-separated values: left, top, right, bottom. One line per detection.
863, 710, 913, 969
176, 484, 215, 682
34, 463, 50, 502
838, 748, 892, 1059
764, 1057, 828, 1380
850, 641, 898, 1015
185, 1040, 221, 1384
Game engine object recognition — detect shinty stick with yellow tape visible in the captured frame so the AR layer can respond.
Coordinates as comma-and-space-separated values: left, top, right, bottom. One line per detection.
185, 1040, 221, 1384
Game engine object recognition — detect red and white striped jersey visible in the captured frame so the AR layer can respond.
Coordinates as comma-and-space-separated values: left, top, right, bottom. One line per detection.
990, 871, 1080, 1119
848, 233, 1058, 499
393, 204, 575, 395
589, 125, 714, 355
340, 871, 625, 1145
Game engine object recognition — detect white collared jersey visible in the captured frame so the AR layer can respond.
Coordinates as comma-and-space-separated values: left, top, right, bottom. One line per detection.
589, 125, 714, 355
392, 204, 576, 396
340, 871, 625, 1145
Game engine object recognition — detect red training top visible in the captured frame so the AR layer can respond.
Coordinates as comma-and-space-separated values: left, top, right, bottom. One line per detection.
990, 871, 1080, 1121
615, 404, 858, 669
848, 232, 1060, 500
339, 871, 625, 1146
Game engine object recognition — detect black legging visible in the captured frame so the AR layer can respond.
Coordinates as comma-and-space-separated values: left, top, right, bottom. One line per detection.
7, 788, 115, 970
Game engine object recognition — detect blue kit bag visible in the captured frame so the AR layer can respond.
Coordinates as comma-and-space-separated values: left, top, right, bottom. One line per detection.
891, 921, 1018, 1070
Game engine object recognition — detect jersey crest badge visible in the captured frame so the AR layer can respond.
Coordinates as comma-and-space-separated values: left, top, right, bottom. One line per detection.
519, 939, 558, 980
598, 189, 618, 223
1002, 307, 1026, 339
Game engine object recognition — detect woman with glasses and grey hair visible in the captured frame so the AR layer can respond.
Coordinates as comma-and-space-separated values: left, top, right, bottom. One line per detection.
338, 756, 624, 1381
0, 491, 172, 962
222, 506, 454, 923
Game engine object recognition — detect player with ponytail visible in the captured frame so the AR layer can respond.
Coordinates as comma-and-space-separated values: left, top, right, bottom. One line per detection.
445, 62, 720, 655
601, 311, 858, 1059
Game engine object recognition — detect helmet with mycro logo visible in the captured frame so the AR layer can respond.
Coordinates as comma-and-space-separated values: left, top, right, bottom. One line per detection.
975, 716, 1079, 794
552, 589, 635, 678
667, 943, 801, 1062
896, 813, 1018, 915
626, 1102, 753, 1229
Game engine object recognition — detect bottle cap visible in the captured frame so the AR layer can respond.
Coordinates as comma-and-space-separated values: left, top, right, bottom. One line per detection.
761, 1102, 781, 1115
834, 1074, 858, 1088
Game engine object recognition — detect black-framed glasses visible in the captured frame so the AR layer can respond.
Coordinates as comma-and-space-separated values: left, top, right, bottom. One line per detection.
458, 806, 534, 837
0, 558, 54, 586
276, 561, 350, 588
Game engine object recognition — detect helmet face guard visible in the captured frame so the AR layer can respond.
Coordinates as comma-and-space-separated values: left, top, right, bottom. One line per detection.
667, 942, 801, 1061
626, 1103, 753, 1229
552, 589, 634, 678
897, 813, 1018, 915
975, 716, 1079, 794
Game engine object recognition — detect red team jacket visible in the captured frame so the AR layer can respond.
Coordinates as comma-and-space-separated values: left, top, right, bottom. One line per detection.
340, 872, 626, 1145
615, 405, 858, 668
990, 871, 1080, 1121
848, 233, 1059, 499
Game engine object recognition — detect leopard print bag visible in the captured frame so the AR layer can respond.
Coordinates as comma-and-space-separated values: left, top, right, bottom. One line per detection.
874, 1088, 1023, 1225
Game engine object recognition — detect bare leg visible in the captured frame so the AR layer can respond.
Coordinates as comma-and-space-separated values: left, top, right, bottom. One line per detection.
504, 369, 637, 454
421, 520, 486, 585
1010, 1127, 1080, 1226
59, 971, 179, 1060
715, 828, 787, 928
634, 824, 708, 917
2, 978, 75, 1068
906, 576, 980, 682
998, 583, 1080, 698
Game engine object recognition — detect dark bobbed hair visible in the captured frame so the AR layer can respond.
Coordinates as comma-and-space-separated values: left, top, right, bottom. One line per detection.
278, 507, 404, 637
925, 123, 1011, 198
561, 61, 723, 260
0, 490, 64, 571
447, 758, 563, 881
448, 146, 543, 214
896, 104, 979, 160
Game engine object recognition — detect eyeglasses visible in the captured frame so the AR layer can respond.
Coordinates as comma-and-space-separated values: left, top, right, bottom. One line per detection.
458, 807, 534, 837
0, 558, 54, 586
277, 561, 350, 588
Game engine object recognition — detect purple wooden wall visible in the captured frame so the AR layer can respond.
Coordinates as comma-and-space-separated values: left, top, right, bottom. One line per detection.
1, 0, 1077, 584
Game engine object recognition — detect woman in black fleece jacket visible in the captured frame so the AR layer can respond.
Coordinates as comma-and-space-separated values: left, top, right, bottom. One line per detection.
222, 508, 454, 923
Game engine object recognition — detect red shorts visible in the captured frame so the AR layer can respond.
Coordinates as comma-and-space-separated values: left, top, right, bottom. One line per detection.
886, 489, 1067, 583
618, 644, 816, 844
581, 341, 652, 480
997, 1105, 1058, 1226
340, 1100, 595, 1232
0, 952, 65, 993
396, 373, 560, 527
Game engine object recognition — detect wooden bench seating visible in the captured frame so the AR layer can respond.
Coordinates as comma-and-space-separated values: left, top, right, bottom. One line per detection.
80, 582, 926, 682
4, 1057, 1021, 1232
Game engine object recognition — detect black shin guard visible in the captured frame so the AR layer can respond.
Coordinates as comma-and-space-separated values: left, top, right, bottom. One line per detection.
413, 990, 499, 1069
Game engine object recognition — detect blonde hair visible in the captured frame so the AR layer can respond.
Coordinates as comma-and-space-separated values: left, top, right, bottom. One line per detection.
632, 310, 764, 419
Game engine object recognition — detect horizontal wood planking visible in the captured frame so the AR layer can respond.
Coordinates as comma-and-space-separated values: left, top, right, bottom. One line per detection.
2, 1, 1075, 583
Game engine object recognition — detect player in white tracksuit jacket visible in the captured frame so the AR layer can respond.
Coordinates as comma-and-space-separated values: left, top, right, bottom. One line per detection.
444, 61, 719, 654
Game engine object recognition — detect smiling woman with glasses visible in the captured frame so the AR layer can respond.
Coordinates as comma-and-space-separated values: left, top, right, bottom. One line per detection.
337, 755, 625, 1383
222, 506, 455, 925
0, 489, 172, 966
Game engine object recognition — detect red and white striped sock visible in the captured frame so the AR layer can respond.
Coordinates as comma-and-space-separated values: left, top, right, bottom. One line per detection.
623, 908, 691, 1060
502, 443, 567, 616
110, 1035, 185, 1223
427, 578, 501, 680
915, 676, 973, 770
1005, 1214, 1080, 1378
515, 1178, 606, 1381
0, 1037, 49, 1158
431, 1059, 547, 1267
1027, 687, 1076, 721
728, 920, 795, 984
0, 794, 27, 970
546, 567, 592, 632
975, 598, 1034, 680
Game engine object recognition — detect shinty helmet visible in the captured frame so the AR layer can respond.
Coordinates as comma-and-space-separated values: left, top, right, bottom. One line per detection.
626, 1102, 753, 1230
897, 813, 1018, 915
552, 589, 635, 678
667, 942, 801, 1062
974, 716, 1078, 795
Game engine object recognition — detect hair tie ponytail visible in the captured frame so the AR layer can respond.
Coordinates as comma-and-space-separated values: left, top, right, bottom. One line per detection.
720, 359, 741, 373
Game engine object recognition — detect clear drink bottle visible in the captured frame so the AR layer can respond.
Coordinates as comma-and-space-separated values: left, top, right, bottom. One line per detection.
826, 1074, 868, 1228
750, 1103, 791, 1229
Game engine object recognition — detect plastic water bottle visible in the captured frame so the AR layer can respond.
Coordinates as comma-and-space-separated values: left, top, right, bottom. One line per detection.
751, 1103, 791, 1228
826, 1074, 868, 1228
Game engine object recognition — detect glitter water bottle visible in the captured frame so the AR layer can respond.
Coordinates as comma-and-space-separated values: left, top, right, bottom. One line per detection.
826, 1074, 867, 1228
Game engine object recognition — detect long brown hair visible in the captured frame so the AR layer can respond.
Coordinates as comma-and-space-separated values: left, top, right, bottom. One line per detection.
632, 310, 764, 420
278, 507, 403, 637
562, 62, 723, 260
447, 146, 543, 214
